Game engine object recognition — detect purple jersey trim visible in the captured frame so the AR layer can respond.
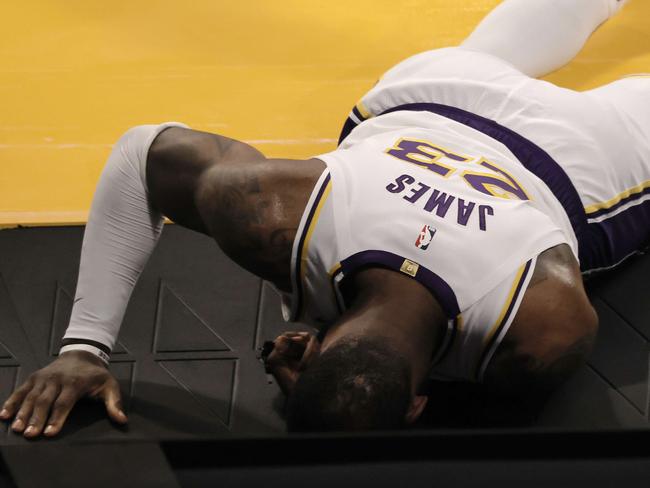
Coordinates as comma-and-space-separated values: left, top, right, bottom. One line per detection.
351, 106, 367, 122
338, 102, 650, 270
339, 117, 358, 145
338, 250, 461, 317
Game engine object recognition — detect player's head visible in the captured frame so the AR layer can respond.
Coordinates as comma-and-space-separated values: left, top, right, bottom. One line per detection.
285, 335, 424, 431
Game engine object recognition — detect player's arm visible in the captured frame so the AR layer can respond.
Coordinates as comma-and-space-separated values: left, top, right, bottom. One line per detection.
0, 125, 267, 438
148, 127, 328, 289
483, 246, 598, 403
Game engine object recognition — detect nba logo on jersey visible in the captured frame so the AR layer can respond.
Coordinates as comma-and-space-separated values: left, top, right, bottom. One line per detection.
415, 225, 436, 250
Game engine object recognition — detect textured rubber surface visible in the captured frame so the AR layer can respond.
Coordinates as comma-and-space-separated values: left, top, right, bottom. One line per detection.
0, 225, 312, 445
0, 224, 648, 447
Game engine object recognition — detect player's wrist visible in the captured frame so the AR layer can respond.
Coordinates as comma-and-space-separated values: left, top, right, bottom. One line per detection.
58, 349, 109, 369
59, 339, 111, 366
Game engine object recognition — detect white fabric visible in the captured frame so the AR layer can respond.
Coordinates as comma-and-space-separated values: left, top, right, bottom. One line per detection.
432, 256, 537, 382
59, 344, 110, 365
279, 170, 338, 327
290, 111, 569, 320
292, 0, 650, 380
355, 46, 650, 236
62, 122, 188, 352
284, 113, 566, 381
462, 0, 627, 78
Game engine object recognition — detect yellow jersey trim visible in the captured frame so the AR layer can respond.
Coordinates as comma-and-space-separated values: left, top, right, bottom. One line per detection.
328, 262, 342, 276
356, 101, 373, 120
475, 259, 532, 380
297, 181, 332, 317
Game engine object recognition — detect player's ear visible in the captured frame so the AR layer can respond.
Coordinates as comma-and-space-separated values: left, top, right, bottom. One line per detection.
404, 394, 428, 424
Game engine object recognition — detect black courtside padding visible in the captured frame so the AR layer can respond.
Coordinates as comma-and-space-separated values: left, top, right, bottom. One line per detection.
0, 225, 648, 486
162, 430, 650, 487
0, 442, 178, 488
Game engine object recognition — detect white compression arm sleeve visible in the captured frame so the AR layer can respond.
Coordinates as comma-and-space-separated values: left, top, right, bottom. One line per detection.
62, 122, 187, 357
461, 0, 628, 78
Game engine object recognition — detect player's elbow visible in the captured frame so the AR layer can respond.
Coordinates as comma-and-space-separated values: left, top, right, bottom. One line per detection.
541, 299, 598, 374
538, 300, 598, 391
486, 300, 598, 401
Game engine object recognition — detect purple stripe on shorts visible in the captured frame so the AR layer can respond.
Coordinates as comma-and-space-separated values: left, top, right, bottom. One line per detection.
339, 250, 460, 317
586, 199, 650, 269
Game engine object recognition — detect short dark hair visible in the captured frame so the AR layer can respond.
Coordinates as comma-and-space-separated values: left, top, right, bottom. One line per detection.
286, 335, 412, 432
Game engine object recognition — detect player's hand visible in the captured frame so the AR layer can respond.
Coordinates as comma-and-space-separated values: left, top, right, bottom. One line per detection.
0, 350, 127, 438
264, 331, 320, 395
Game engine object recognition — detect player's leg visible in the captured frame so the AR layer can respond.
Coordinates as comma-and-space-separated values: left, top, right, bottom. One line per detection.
584, 75, 650, 132
340, 0, 630, 142
580, 75, 650, 263
461, 0, 628, 78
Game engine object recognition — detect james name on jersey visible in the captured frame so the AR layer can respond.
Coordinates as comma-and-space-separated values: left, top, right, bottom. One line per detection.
386, 173, 495, 232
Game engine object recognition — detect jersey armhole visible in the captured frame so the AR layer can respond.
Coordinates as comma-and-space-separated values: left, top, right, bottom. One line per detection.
285, 169, 332, 322
429, 255, 539, 382
474, 256, 538, 381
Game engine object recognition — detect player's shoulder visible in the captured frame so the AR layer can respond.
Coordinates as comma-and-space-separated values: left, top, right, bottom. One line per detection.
483, 244, 598, 397
148, 126, 266, 167
510, 244, 597, 357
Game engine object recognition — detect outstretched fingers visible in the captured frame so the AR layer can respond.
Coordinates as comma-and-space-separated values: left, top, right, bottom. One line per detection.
23, 383, 62, 438
101, 377, 128, 425
10, 382, 45, 434
42, 387, 81, 437
1, 351, 125, 438
0, 378, 35, 425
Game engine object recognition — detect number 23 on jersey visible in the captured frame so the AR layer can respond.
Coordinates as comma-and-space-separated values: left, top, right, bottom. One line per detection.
386, 138, 531, 201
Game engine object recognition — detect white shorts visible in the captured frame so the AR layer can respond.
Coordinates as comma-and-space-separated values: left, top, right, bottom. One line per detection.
342, 47, 650, 272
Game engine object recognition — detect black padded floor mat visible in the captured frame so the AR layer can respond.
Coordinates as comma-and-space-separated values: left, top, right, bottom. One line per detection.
0, 224, 648, 444
0, 225, 304, 443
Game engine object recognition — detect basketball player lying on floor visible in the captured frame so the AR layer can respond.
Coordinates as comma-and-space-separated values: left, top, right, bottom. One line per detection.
3, 0, 647, 437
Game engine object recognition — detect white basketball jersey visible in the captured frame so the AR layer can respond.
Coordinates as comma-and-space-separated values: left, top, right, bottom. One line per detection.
280, 110, 577, 381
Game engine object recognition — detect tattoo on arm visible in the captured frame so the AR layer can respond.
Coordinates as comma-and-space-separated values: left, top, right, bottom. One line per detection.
217, 172, 263, 228
199, 167, 296, 285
